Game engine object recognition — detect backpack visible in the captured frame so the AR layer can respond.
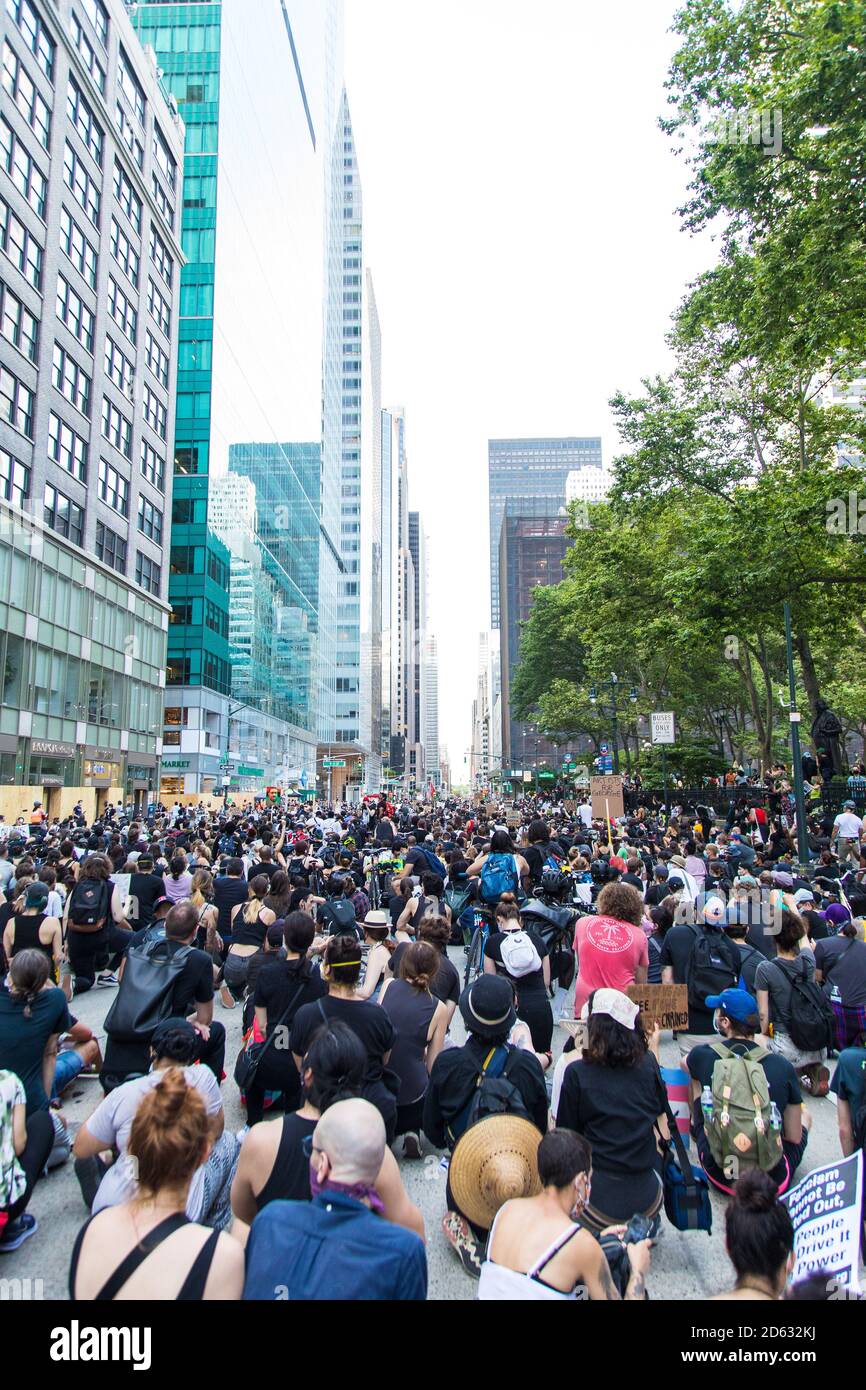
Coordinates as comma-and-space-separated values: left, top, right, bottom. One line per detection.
414, 845, 446, 879
543, 849, 563, 873
736, 943, 762, 995
320, 898, 360, 938
446, 1046, 531, 1146
685, 924, 739, 1009
853, 1087, 866, 1153
103, 940, 194, 1043
704, 1041, 783, 1176
770, 957, 834, 1053
67, 878, 111, 933
480, 853, 520, 904
499, 929, 542, 979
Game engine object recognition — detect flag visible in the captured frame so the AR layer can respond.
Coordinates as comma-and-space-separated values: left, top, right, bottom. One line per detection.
428, 779, 435, 801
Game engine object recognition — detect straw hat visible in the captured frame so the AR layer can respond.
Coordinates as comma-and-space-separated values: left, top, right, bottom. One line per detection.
448, 1115, 542, 1231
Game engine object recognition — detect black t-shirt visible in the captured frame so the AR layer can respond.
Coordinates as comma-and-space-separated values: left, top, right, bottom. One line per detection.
556, 1052, 664, 1178
290, 994, 394, 1078
659, 925, 739, 1034
423, 1038, 549, 1149
0, 986, 71, 1113
163, 939, 215, 1015
127, 872, 166, 928
686, 1038, 801, 1117
814, 936, 866, 1007
254, 958, 327, 1037
214, 875, 249, 936
250, 861, 280, 885
802, 909, 830, 942
733, 940, 763, 995
390, 942, 460, 1008
485, 927, 548, 995
403, 847, 429, 879
523, 844, 562, 883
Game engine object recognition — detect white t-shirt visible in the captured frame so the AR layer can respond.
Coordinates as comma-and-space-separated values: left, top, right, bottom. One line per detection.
834, 812, 863, 840
578, 804, 593, 827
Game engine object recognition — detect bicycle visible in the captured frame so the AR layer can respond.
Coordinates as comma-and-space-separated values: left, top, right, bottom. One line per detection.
463, 903, 497, 988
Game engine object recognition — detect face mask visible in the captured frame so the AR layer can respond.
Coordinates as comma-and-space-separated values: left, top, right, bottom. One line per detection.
712, 1012, 724, 1035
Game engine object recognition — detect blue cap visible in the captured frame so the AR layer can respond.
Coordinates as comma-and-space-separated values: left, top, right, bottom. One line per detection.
705, 988, 758, 1022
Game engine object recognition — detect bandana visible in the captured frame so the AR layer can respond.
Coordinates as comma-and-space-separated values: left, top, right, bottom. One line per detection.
309, 1171, 385, 1215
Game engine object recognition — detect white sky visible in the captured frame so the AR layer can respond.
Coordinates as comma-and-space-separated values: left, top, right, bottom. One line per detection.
344, 0, 718, 781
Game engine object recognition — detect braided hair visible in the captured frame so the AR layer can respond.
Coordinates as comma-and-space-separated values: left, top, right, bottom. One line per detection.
9, 948, 50, 1018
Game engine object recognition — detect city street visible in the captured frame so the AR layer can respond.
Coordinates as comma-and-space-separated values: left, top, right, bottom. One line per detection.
2, 948, 856, 1302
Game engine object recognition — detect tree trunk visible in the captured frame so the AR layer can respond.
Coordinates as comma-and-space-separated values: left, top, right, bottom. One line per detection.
794, 629, 821, 718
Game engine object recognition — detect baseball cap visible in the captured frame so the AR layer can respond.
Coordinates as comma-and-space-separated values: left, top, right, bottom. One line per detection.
152, 895, 172, 913
705, 988, 758, 1021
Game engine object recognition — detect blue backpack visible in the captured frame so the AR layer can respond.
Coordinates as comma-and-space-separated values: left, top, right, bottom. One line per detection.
415, 845, 446, 879
480, 852, 520, 904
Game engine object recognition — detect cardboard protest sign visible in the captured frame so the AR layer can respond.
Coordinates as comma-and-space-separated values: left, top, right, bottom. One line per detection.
626, 983, 690, 1032
781, 1151, 863, 1296
505, 811, 521, 829
590, 775, 624, 819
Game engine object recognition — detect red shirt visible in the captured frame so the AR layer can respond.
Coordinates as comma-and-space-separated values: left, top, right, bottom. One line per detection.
573, 914, 649, 1016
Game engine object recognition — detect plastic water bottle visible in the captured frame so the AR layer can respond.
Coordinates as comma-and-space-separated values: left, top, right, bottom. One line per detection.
701, 1085, 713, 1124
770, 1102, 782, 1132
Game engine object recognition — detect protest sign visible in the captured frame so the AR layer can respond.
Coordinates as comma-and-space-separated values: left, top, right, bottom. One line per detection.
626, 983, 690, 1032
590, 775, 624, 819
781, 1151, 863, 1295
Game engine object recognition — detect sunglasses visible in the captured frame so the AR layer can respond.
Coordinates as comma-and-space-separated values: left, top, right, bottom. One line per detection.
301, 1134, 323, 1160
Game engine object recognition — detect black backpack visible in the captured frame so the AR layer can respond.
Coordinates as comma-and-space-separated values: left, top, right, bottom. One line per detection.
770, 957, 834, 1053
685, 923, 739, 1009
446, 1046, 531, 1146
103, 940, 193, 1043
320, 898, 360, 938
68, 878, 111, 933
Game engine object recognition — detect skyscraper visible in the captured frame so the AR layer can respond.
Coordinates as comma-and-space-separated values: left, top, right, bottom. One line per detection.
488, 436, 602, 627
132, 0, 346, 796
0, 0, 184, 816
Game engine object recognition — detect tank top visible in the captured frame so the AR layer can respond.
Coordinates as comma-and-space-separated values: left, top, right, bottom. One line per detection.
231, 909, 268, 949
255, 1111, 317, 1209
478, 1210, 585, 1301
10, 913, 54, 968
380, 978, 437, 1104
69, 1212, 220, 1301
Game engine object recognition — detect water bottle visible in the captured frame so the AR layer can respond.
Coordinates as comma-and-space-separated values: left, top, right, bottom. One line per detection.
770, 1102, 782, 1132
701, 1085, 713, 1124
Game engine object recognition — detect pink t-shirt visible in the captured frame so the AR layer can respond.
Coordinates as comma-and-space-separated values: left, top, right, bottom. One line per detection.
573, 915, 649, 1016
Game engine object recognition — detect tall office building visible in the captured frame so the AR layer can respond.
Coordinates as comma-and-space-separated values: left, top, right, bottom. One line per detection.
488, 436, 602, 628
499, 512, 570, 771
332, 90, 382, 794
422, 632, 439, 789
132, 0, 345, 796
379, 404, 401, 772
0, 0, 184, 817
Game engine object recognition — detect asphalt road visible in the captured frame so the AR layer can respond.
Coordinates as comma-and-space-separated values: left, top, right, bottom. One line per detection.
1, 950, 858, 1302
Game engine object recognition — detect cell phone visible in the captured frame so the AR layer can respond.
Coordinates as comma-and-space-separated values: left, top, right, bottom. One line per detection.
624, 1212, 659, 1244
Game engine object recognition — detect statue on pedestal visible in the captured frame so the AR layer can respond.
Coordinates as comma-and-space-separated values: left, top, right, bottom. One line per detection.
811, 699, 846, 779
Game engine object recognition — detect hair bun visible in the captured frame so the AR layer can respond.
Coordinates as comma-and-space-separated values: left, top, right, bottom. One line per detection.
734, 1168, 778, 1213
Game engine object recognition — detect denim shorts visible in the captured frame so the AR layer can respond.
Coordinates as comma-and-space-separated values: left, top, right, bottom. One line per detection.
52, 1048, 85, 1099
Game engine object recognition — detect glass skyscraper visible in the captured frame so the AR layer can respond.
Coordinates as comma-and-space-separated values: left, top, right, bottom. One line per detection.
132, 0, 345, 795
488, 436, 602, 627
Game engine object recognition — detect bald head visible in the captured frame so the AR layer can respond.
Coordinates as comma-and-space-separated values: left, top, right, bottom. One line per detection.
314, 1098, 385, 1186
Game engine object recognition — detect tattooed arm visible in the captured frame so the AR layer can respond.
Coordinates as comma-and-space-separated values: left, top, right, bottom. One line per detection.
624, 1240, 652, 1300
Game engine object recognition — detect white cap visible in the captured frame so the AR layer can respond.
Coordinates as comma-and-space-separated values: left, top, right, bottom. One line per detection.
580, 988, 639, 1031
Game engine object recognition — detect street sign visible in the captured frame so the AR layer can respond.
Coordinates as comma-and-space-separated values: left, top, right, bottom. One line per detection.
322, 758, 346, 769
238, 765, 264, 777
651, 712, 676, 745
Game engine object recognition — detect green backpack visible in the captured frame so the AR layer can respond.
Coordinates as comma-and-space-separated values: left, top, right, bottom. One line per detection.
705, 1041, 783, 1178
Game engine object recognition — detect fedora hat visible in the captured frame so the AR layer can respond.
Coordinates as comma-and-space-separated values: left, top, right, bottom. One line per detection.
448, 1114, 542, 1230
458, 975, 516, 1040
363, 909, 390, 928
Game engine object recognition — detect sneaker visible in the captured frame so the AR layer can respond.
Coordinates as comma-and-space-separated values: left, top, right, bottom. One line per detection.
96, 971, 118, 988
402, 1131, 422, 1159
811, 1065, 831, 1098
0, 1213, 38, 1252
441, 1211, 482, 1279
219, 984, 236, 1009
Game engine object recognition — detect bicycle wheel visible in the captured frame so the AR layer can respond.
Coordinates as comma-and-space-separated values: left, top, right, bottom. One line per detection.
464, 926, 484, 988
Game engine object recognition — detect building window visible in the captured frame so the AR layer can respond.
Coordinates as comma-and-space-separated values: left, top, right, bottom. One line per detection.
140, 439, 165, 493
0, 197, 41, 288
95, 519, 126, 574
56, 275, 94, 352
174, 446, 200, 475
98, 456, 128, 515
52, 342, 90, 415
0, 446, 28, 505
109, 217, 139, 289
113, 160, 141, 232
142, 383, 166, 439
44, 482, 83, 545
48, 411, 87, 481
137, 493, 162, 544
2, 40, 50, 147
135, 550, 160, 595
149, 226, 173, 287
67, 77, 103, 165
117, 45, 145, 124
0, 281, 37, 360
70, 13, 105, 95
144, 330, 168, 387
100, 397, 132, 459
6, 0, 54, 81
80, 0, 108, 47
59, 206, 96, 289
107, 275, 137, 342
153, 124, 176, 192
63, 143, 100, 226
114, 99, 142, 169
0, 116, 47, 218
151, 174, 174, 230
104, 335, 134, 396
147, 278, 170, 337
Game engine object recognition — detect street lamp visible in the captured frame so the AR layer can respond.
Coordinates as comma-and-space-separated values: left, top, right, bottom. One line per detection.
588, 677, 637, 775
